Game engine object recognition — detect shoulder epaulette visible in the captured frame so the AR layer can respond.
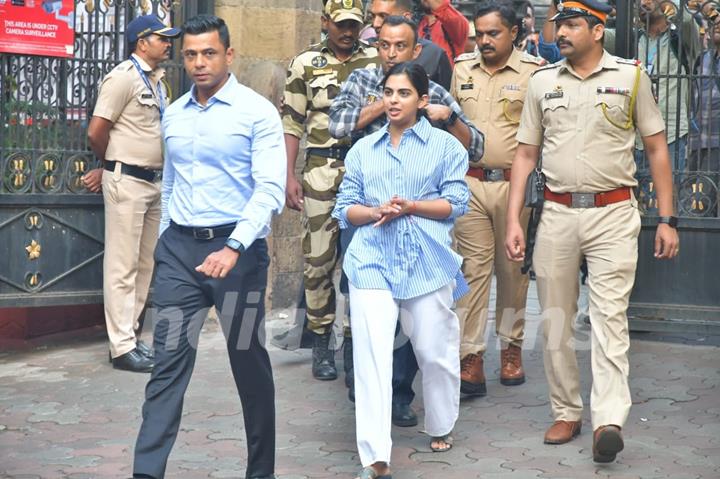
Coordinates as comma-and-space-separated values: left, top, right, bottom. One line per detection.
531, 62, 560, 76
520, 51, 546, 66
615, 56, 649, 74
615, 57, 641, 66
454, 52, 477, 63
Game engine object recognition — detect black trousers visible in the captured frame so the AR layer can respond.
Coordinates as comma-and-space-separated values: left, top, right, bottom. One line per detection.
133, 225, 275, 479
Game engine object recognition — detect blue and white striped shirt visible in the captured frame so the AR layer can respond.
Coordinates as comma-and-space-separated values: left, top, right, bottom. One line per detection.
332, 117, 469, 300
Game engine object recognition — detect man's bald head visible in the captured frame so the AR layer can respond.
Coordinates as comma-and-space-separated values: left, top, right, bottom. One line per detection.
369, 0, 415, 34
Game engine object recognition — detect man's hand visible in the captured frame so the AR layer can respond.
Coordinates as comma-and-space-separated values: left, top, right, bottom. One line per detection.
82, 168, 103, 193
195, 247, 240, 279
654, 224, 679, 259
505, 221, 526, 262
424, 104, 452, 124
286, 175, 304, 211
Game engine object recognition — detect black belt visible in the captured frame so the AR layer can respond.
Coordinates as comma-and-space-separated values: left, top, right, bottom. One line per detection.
306, 147, 350, 161
104, 161, 162, 183
170, 220, 235, 240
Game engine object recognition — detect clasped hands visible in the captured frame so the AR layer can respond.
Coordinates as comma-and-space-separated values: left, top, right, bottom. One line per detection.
370, 196, 416, 227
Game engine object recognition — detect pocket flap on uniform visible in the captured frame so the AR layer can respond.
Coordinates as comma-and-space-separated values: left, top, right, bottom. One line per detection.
540, 95, 569, 111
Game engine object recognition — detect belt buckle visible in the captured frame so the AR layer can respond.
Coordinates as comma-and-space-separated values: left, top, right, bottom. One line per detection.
153, 170, 163, 182
193, 228, 214, 240
484, 169, 504, 182
571, 193, 595, 208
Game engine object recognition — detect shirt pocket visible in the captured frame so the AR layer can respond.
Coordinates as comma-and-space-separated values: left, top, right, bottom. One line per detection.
456, 87, 479, 116
595, 93, 632, 130
308, 72, 339, 110
540, 95, 571, 132
135, 93, 160, 127
498, 88, 525, 124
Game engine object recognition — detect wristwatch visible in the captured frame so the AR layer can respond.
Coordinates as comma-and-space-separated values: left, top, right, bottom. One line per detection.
440, 110, 459, 129
225, 238, 245, 253
657, 216, 678, 229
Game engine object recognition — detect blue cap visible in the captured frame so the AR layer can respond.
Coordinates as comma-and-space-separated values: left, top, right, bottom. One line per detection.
126, 15, 181, 43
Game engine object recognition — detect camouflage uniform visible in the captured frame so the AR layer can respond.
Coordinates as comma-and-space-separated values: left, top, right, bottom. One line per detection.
282, 30, 379, 336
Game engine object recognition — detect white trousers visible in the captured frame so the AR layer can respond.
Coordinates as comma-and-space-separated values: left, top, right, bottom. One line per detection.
349, 283, 461, 467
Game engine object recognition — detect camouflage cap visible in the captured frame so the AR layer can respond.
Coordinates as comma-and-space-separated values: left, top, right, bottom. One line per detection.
324, 0, 364, 24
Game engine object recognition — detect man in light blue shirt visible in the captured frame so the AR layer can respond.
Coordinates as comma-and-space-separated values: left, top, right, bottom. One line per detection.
133, 15, 285, 479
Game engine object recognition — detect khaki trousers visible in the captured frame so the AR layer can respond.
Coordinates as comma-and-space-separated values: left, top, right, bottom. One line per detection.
455, 178, 530, 358
302, 154, 348, 335
533, 199, 640, 429
102, 164, 160, 357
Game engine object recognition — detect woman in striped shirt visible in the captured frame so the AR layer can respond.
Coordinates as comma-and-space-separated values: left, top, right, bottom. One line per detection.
332, 62, 469, 479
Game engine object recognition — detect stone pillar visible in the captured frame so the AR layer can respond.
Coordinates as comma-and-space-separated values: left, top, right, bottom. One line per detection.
215, 0, 323, 308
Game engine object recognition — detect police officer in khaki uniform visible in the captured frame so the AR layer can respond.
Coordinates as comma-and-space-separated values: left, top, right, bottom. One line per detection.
451, 2, 544, 397
282, 0, 378, 381
84, 15, 180, 373
505, 0, 679, 462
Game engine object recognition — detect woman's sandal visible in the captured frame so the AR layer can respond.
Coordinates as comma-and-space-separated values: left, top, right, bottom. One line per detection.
356, 465, 392, 479
430, 433, 454, 452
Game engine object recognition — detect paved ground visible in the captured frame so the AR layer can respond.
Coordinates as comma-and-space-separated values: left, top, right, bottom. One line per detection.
1, 282, 719, 479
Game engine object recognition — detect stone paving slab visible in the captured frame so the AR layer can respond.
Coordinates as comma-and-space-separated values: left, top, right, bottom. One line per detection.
1, 282, 719, 479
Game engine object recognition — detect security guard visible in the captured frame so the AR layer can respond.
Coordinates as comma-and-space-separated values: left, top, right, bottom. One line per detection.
85, 15, 180, 373
505, 0, 679, 462
282, 0, 379, 381
451, 2, 545, 397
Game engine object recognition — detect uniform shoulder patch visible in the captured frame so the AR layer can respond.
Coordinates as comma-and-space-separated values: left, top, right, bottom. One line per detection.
531, 62, 560, 76
454, 52, 477, 63
520, 51, 546, 66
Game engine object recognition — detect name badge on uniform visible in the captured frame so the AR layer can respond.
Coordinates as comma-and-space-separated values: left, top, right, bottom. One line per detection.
461, 83, 474, 90
312, 68, 334, 76
503, 84, 521, 91
596, 86, 631, 95
141, 93, 153, 99
544, 91, 564, 99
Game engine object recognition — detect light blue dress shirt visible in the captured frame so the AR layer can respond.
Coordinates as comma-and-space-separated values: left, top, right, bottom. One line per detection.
160, 74, 287, 249
332, 116, 469, 300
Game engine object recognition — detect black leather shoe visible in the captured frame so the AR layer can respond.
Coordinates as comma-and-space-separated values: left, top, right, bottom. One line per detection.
112, 349, 154, 373
343, 337, 354, 388
312, 331, 337, 380
392, 403, 418, 427
136, 340, 154, 359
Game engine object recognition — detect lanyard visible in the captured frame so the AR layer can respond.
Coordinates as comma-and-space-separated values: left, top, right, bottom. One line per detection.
130, 56, 165, 118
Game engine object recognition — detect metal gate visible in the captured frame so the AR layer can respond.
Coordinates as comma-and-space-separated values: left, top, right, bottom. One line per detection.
611, 0, 720, 330
0, 1, 211, 326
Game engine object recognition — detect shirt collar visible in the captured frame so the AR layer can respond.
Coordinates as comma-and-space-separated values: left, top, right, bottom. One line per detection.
474, 48, 523, 74
375, 116, 432, 146
558, 49, 618, 78
131, 53, 152, 72
320, 38, 366, 57
187, 73, 238, 107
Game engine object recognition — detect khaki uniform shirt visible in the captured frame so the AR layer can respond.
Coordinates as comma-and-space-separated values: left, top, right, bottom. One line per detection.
92, 54, 167, 169
451, 48, 545, 169
282, 40, 378, 149
517, 51, 666, 193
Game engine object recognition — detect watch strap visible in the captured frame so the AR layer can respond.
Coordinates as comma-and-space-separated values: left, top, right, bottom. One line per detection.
657, 216, 678, 228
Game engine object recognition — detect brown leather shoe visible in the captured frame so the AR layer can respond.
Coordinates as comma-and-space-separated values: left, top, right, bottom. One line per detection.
593, 425, 624, 463
544, 420, 582, 444
500, 344, 525, 386
460, 353, 486, 396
